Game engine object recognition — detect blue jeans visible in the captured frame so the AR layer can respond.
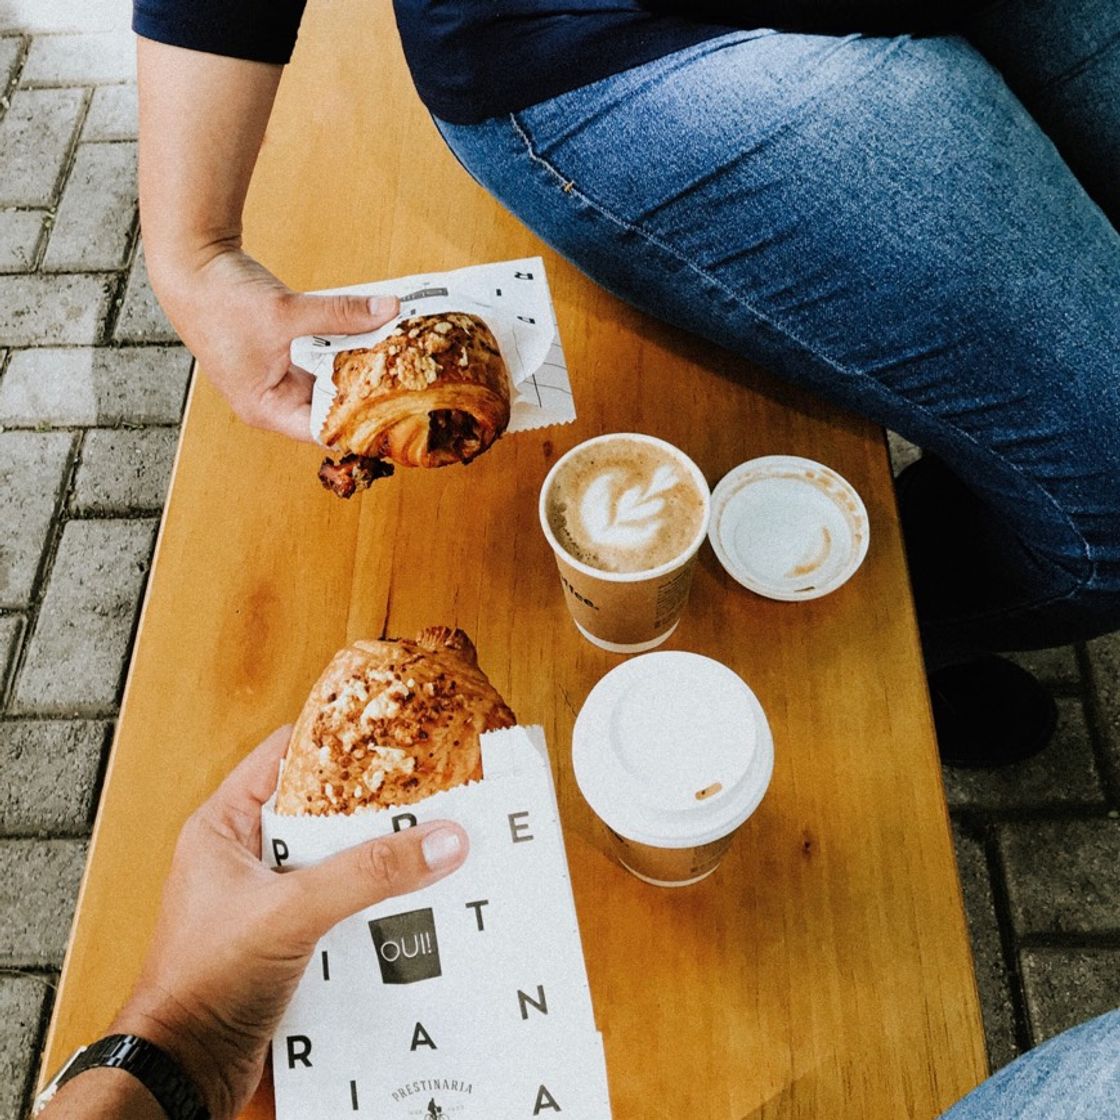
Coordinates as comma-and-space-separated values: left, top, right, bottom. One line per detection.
939, 1009, 1120, 1119
435, 0, 1120, 665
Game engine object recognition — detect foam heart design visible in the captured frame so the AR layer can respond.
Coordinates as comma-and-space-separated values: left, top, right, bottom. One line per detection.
579, 464, 680, 551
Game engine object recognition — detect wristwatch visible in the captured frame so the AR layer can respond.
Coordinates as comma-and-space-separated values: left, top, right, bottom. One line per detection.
32, 1034, 209, 1119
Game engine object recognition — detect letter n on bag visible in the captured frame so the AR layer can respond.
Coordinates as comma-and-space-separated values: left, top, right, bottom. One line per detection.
368, 908, 442, 984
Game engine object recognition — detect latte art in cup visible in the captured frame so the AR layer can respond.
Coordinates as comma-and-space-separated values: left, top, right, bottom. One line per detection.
539, 433, 712, 653
545, 440, 707, 573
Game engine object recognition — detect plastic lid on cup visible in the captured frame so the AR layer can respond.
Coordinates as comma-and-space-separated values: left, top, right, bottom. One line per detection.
708, 455, 869, 601
572, 652, 774, 849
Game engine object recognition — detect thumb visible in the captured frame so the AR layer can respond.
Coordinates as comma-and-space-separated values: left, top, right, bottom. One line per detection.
282, 291, 400, 338
278, 820, 468, 941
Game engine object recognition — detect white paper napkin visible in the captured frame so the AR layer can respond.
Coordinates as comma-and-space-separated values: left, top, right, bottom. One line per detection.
290, 257, 577, 445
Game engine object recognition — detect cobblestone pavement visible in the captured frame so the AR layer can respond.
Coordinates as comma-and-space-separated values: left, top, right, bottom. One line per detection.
1, 8, 1118, 1118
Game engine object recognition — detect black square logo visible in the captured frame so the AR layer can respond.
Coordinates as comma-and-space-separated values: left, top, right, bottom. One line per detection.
368, 908, 441, 985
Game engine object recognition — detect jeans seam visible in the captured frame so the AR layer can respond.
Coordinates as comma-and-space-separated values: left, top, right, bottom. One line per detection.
506, 112, 857, 374
505, 108, 1097, 591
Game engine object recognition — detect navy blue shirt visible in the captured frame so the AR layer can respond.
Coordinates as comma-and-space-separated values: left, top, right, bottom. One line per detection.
132, 2, 966, 124
133, 1, 734, 123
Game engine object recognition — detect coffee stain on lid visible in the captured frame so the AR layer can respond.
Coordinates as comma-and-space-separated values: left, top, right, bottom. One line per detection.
787, 526, 832, 578
695, 782, 723, 801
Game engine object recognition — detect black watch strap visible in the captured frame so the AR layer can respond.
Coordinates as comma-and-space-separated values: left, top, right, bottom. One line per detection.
45, 1034, 210, 1120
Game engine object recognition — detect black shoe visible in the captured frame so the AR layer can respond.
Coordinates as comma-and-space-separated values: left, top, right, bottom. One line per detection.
929, 655, 1058, 768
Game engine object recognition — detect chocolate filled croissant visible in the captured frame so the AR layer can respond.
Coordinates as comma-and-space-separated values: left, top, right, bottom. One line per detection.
318, 312, 511, 498
276, 626, 516, 816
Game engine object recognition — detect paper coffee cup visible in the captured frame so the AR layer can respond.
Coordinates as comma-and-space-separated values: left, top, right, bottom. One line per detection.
538, 434, 711, 653
572, 652, 774, 886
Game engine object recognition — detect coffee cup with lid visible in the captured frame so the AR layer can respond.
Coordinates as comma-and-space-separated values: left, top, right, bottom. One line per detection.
572, 651, 774, 886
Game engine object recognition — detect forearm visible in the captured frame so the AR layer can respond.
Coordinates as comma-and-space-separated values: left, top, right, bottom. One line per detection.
137, 37, 282, 292
132, 27, 397, 439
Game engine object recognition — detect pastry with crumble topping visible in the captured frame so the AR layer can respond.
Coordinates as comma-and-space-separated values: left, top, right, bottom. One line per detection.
276, 626, 515, 815
318, 312, 511, 498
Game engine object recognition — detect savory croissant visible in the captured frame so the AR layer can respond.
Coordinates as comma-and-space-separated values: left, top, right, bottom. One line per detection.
276, 626, 516, 816
318, 312, 511, 498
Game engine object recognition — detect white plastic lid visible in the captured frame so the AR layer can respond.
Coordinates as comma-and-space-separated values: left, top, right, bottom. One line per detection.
572, 652, 774, 848
708, 455, 869, 601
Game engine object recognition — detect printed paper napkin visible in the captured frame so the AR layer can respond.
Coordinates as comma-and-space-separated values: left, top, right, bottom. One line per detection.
290, 257, 576, 444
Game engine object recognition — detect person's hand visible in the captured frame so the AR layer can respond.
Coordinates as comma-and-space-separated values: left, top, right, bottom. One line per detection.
155, 246, 399, 441
108, 727, 468, 1118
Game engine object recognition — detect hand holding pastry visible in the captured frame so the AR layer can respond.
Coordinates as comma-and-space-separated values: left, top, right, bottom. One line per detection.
152, 246, 401, 443
42, 727, 467, 1120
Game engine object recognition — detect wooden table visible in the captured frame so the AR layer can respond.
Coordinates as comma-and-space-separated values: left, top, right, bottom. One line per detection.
41, 3, 988, 1116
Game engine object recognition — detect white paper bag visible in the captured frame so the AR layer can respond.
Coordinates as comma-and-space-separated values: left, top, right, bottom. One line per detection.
263, 726, 611, 1119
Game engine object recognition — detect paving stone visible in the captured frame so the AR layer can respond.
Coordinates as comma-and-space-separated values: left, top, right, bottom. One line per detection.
0, 720, 107, 835
20, 31, 134, 85
72, 427, 178, 513
12, 519, 155, 714
0, 972, 49, 1120
943, 698, 1104, 811
115, 243, 179, 343
952, 824, 1019, 1070
82, 82, 137, 141
1006, 646, 1081, 686
0, 209, 44, 272
0, 431, 72, 608
1086, 631, 1120, 793
1019, 948, 1120, 1044
0, 839, 86, 965
0, 0, 126, 33
0, 33, 22, 88
43, 141, 136, 271
0, 273, 112, 346
999, 818, 1120, 936
0, 346, 191, 425
0, 612, 22, 687
887, 431, 921, 476
0, 86, 84, 207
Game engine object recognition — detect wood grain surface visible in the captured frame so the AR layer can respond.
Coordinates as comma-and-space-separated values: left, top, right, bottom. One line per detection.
41, 2, 988, 1116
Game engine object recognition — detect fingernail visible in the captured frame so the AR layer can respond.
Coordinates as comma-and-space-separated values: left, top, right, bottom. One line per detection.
421, 827, 463, 870
368, 296, 397, 318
